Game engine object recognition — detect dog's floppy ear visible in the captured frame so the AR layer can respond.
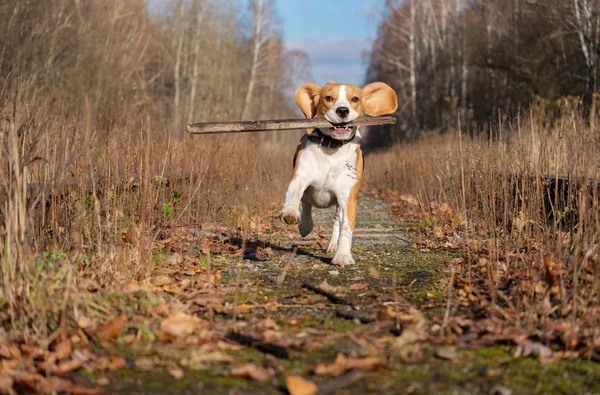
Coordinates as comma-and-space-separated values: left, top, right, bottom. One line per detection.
295, 83, 321, 119
362, 82, 398, 116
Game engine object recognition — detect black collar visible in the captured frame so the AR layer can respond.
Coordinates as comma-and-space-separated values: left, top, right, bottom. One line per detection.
307, 128, 358, 148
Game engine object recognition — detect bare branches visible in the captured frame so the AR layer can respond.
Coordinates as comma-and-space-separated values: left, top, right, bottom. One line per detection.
368, 0, 600, 139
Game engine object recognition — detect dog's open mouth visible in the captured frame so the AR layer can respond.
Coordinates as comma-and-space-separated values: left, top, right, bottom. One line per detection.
330, 125, 353, 139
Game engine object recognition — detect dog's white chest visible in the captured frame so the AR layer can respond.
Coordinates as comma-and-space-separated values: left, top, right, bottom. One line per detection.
297, 141, 360, 208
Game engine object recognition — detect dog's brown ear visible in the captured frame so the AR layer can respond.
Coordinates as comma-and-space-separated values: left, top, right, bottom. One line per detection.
295, 83, 321, 119
362, 82, 398, 116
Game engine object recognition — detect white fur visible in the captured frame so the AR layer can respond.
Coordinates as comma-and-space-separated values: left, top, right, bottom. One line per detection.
324, 85, 360, 125
281, 130, 362, 266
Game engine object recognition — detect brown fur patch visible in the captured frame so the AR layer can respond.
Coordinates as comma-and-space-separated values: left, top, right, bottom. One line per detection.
346, 146, 364, 230
291, 134, 308, 180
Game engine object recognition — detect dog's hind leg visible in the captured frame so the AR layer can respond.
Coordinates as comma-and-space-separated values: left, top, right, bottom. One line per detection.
298, 200, 314, 237
326, 205, 341, 253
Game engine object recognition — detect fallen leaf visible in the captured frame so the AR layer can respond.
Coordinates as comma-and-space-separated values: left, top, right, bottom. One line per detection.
134, 357, 155, 371
53, 359, 85, 374
513, 340, 552, 360
168, 367, 184, 380
0, 374, 13, 394
314, 353, 383, 376
317, 279, 336, 293
108, 356, 127, 371
153, 275, 174, 287
193, 295, 224, 307
230, 364, 273, 381
350, 283, 369, 291
160, 312, 201, 339
400, 194, 419, 206
76, 314, 94, 330
200, 237, 212, 254
54, 338, 72, 360
69, 386, 105, 395
434, 347, 459, 361
96, 314, 127, 340
36, 376, 73, 393
286, 375, 318, 395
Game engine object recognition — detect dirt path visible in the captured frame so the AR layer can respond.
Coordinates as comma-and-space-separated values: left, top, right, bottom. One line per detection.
106, 195, 600, 394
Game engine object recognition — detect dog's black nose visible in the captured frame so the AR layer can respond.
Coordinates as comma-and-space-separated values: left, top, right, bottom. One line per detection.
336, 107, 349, 118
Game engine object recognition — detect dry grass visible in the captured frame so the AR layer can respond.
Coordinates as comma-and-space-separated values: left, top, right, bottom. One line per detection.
365, 98, 600, 355
2, 74, 600, 361
0, 84, 297, 338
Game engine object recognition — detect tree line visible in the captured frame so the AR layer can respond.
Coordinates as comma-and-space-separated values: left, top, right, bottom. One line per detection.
366, 0, 600, 143
0, 0, 312, 135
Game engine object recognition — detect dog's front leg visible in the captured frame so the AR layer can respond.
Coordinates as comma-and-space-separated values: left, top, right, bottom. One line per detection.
331, 197, 356, 266
281, 176, 311, 225
326, 206, 341, 253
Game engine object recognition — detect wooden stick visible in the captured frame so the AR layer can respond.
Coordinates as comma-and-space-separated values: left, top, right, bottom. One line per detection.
185, 116, 396, 135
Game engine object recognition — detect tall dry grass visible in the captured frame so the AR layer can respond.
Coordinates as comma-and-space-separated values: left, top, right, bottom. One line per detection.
0, 81, 296, 337
365, 97, 600, 343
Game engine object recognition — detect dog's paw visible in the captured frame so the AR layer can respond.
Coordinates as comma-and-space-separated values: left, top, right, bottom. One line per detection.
331, 253, 355, 266
326, 240, 338, 253
280, 211, 300, 225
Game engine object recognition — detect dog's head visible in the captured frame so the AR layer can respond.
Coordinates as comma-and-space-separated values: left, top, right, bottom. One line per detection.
295, 81, 397, 140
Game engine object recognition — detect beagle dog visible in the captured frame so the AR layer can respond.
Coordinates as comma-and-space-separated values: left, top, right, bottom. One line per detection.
280, 81, 398, 266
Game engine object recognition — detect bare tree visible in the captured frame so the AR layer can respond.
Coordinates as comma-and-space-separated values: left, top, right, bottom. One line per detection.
570, 0, 599, 113
240, 0, 280, 120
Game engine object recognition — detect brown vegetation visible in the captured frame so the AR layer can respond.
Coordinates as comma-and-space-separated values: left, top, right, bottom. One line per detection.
0, 0, 304, 334
366, 98, 600, 360
1, 0, 600, 392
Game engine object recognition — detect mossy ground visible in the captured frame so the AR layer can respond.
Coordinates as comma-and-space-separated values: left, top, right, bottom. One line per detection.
104, 196, 600, 394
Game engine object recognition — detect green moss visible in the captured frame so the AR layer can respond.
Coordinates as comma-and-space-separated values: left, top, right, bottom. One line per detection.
234, 347, 264, 363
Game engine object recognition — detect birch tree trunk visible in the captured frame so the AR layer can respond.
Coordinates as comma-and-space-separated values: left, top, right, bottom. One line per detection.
572, 0, 597, 115
241, 0, 265, 121
409, 0, 417, 128
173, 0, 185, 132
187, 8, 205, 124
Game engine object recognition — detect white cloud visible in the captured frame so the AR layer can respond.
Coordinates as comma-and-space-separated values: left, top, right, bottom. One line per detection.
286, 38, 372, 85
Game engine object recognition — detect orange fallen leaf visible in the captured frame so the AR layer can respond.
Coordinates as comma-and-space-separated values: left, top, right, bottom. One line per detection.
286, 375, 318, 395
350, 283, 369, 291
108, 356, 127, 371
54, 338, 72, 360
233, 304, 254, 314
53, 359, 84, 374
96, 314, 127, 340
160, 312, 201, 339
230, 364, 273, 381
0, 374, 13, 394
36, 376, 73, 393
69, 385, 106, 395
544, 255, 566, 289
314, 353, 383, 376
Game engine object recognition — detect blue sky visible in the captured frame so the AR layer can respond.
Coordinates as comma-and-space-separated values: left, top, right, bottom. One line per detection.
276, 0, 382, 86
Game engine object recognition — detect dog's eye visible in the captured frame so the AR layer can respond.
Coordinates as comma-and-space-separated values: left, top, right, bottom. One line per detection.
351, 97, 359, 103
325, 96, 334, 102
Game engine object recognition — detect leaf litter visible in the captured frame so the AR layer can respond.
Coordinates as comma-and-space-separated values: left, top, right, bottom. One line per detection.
1, 194, 600, 393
